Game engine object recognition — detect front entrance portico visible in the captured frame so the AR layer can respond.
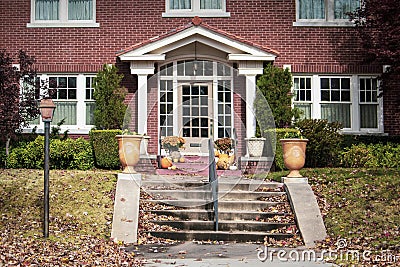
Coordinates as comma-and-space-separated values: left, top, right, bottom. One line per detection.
117, 17, 278, 156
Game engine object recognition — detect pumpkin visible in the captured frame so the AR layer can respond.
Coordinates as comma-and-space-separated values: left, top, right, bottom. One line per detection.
160, 157, 173, 169
179, 157, 185, 163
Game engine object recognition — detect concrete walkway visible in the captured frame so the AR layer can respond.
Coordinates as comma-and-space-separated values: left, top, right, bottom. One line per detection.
130, 242, 337, 266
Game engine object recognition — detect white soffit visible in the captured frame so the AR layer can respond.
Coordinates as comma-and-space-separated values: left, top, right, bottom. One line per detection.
119, 26, 276, 61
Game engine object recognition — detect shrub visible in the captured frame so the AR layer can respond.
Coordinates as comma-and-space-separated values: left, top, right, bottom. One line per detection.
255, 64, 301, 130
7, 136, 44, 169
93, 64, 129, 130
90, 130, 122, 169
340, 143, 400, 168
339, 143, 372, 168
7, 136, 94, 170
295, 119, 343, 168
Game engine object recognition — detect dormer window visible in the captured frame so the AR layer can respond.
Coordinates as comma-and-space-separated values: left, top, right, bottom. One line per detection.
163, 0, 230, 17
27, 0, 99, 27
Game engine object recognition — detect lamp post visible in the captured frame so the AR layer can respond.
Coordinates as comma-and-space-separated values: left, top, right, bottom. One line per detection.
39, 98, 56, 238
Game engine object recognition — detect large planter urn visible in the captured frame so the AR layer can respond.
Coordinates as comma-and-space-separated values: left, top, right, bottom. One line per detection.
116, 135, 143, 173
280, 138, 308, 178
245, 137, 266, 157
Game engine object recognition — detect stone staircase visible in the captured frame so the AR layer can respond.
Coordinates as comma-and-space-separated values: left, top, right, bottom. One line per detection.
140, 175, 300, 243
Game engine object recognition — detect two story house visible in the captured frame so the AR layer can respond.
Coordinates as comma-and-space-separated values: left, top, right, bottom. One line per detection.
1, 0, 398, 157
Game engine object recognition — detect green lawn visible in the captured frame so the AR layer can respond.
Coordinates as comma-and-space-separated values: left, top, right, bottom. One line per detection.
0, 168, 398, 265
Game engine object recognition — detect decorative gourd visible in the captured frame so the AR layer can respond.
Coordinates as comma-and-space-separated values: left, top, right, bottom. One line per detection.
179, 157, 185, 163
161, 157, 173, 169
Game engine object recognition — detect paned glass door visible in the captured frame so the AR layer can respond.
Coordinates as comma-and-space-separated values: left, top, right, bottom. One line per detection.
179, 83, 213, 154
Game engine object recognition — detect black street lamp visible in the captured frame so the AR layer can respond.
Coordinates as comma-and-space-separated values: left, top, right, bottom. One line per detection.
39, 98, 56, 238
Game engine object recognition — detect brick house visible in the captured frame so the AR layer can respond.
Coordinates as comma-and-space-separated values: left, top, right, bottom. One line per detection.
1, 0, 398, 158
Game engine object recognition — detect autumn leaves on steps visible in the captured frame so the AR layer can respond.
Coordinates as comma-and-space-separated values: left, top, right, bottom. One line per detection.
138, 175, 303, 246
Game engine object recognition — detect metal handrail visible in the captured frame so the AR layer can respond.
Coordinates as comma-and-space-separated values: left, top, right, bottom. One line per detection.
208, 138, 218, 231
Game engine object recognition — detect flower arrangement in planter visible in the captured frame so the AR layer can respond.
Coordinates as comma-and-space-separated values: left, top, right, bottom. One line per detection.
161, 136, 185, 152
161, 136, 185, 162
280, 129, 308, 178
214, 138, 235, 170
214, 137, 233, 154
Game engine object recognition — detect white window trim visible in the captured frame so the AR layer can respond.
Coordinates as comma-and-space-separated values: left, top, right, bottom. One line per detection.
292, 74, 384, 134
162, 0, 230, 17
25, 74, 96, 135
293, 0, 358, 27
27, 0, 99, 28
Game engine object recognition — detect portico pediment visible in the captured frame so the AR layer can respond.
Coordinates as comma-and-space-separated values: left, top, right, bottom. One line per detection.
117, 17, 278, 65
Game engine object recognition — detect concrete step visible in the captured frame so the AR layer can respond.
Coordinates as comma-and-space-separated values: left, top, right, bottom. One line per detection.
142, 178, 284, 192
151, 220, 294, 232
156, 168, 242, 176
145, 189, 286, 201
146, 209, 292, 221
142, 199, 284, 210
145, 230, 294, 242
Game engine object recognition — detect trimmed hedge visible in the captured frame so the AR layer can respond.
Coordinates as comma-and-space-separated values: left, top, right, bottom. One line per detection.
7, 136, 94, 170
89, 130, 121, 169
340, 143, 400, 168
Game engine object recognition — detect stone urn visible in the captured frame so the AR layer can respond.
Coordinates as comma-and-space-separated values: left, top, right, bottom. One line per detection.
280, 138, 308, 178
245, 137, 266, 157
116, 135, 143, 173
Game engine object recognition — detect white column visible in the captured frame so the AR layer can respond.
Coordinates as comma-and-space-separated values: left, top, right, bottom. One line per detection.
351, 75, 360, 132
137, 74, 148, 134
76, 74, 86, 129
245, 74, 257, 139
130, 61, 155, 134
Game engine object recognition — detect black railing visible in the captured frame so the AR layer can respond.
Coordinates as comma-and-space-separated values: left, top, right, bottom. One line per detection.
208, 138, 219, 231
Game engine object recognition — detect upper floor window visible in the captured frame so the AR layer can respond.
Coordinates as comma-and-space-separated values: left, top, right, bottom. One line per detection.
163, 0, 230, 17
27, 0, 99, 28
295, 0, 360, 27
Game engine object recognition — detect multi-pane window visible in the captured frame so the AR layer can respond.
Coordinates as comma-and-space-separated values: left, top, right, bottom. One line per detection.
159, 80, 174, 137
85, 77, 95, 125
30, 0, 97, 27
320, 77, 351, 128
164, 0, 229, 17
297, 0, 359, 22
177, 60, 213, 76
359, 78, 378, 128
49, 76, 77, 125
293, 77, 312, 119
217, 80, 232, 138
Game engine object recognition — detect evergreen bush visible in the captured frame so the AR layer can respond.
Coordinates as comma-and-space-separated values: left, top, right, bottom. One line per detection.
340, 143, 400, 168
89, 130, 122, 169
7, 136, 94, 170
295, 119, 343, 168
255, 65, 301, 130
93, 64, 129, 130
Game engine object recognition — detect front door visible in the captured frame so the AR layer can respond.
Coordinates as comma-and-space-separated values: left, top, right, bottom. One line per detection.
178, 83, 213, 154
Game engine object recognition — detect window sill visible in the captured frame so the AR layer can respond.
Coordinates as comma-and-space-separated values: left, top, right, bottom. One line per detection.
293, 21, 355, 27
27, 22, 100, 28
162, 11, 230, 18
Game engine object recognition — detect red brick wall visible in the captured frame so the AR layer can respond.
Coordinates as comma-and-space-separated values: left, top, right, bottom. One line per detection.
383, 75, 400, 135
1, 0, 395, 134
0, 0, 375, 72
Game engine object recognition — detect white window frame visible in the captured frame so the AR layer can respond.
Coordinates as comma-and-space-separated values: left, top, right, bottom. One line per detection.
292, 74, 383, 134
293, 76, 313, 119
27, 0, 99, 28
293, 0, 360, 27
25, 73, 96, 134
162, 0, 230, 17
